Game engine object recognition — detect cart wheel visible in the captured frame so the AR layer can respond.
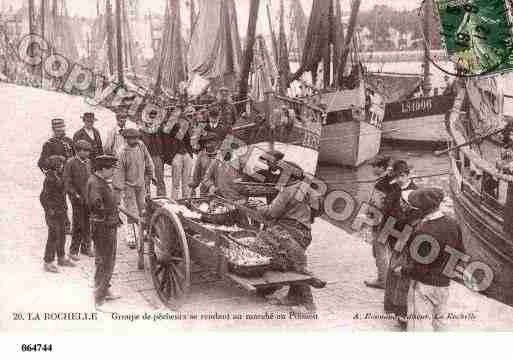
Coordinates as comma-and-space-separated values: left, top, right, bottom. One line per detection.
148, 208, 191, 309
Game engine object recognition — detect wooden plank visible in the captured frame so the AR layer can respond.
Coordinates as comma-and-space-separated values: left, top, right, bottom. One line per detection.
224, 273, 257, 293
226, 271, 314, 289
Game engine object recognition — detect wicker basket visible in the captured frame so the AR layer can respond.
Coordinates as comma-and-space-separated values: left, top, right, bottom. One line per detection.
232, 180, 278, 197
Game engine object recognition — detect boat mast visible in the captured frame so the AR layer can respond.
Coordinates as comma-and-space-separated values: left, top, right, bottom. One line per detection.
277, 0, 290, 94
106, 0, 115, 77
422, 0, 432, 96
238, 0, 260, 99
266, 2, 278, 67
189, 0, 195, 42
40, 0, 45, 87
28, 0, 35, 35
336, 0, 360, 88
153, 0, 169, 95
115, 0, 124, 86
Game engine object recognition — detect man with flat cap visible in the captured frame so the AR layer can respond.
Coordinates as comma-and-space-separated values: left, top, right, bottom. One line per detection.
212, 86, 238, 138
113, 128, 155, 249
73, 112, 103, 160
104, 110, 129, 157
38, 118, 75, 234
394, 188, 464, 331
64, 140, 94, 260
86, 154, 122, 310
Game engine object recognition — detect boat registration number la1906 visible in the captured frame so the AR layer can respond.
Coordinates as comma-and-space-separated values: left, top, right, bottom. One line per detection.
401, 98, 433, 114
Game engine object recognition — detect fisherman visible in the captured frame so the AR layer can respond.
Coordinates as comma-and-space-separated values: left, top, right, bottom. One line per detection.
73, 112, 103, 160
64, 140, 94, 260
251, 150, 286, 204
189, 132, 218, 196
86, 155, 122, 310
139, 110, 166, 196
213, 86, 238, 133
393, 188, 464, 331
104, 110, 128, 157
206, 107, 230, 143
162, 109, 194, 200
40, 155, 76, 273
200, 144, 247, 203
382, 160, 420, 330
364, 155, 395, 290
255, 160, 321, 312
38, 118, 75, 234
113, 128, 155, 249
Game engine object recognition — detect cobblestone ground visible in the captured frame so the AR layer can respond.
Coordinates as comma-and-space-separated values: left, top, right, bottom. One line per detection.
1, 84, 513, 333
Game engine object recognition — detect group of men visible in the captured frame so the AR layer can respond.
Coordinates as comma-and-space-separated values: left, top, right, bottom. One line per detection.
364, 156, 464, 331
37, 86, 245, 310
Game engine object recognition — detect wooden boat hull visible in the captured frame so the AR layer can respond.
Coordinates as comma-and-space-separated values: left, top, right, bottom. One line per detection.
447, 86, 513, 306
319, 120, 381, 167
382, 95, 454, 145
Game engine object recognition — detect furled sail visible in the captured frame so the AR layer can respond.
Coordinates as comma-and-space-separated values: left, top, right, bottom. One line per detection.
44, 0, 79, 61
290, 0, 342, 88
155, 0, 186, 95
288, 0, 307, 62
250, 35, 275, 102
188, 0, 242, 89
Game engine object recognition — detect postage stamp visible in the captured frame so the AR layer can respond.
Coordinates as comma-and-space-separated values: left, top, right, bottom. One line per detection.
435, 0, 513, 75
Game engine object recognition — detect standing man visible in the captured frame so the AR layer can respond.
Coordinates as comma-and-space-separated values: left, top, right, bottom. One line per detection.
364, 156, 394, 290
395, 188, 464, 331
38, 118, 75, 234
73, 112, 103, 160
189, 132, 218, 196
64, 140, 94, 260
113, 129, 155, 249
104, 110, 128, 157
213, 86, 238, 138
140, 111, 166, 196
86, 155, 122, 311
38, 118, 75, 172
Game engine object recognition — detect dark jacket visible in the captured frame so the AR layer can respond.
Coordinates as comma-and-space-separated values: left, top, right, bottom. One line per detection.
161, 124, 193, 165
402, 215, 464, 287
40, 171, 67, 218
215, 101, 238, 128
37, 136, 75, 172
140, 132, 163, 157
73, 127, 103, 159
86, 173, 119, 227
63, 156, 91, 203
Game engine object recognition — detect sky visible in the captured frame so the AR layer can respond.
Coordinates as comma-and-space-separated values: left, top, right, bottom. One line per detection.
3, 0, 420, 30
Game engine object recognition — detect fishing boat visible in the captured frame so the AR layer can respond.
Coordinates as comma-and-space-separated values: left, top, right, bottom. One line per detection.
189, 0, 322, 175
366, 0, 454, 147
446, 76, 513, 306
290, 0, 384, 167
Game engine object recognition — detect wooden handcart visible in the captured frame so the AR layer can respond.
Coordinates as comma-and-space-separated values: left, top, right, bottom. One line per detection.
131, 195, 325, 310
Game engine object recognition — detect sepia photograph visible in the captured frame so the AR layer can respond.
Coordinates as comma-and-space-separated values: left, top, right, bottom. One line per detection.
2, 0, 513, 353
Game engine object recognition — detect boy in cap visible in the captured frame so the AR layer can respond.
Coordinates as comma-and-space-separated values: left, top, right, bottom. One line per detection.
104, 110, 128, 157
213, 86, 238, 136
40, 155, 76, 273
73, 112, 103, 160
113, 128, 155, 249
64, 140, 93, 260
394, 188, 463, 331
86, 155, 122, 310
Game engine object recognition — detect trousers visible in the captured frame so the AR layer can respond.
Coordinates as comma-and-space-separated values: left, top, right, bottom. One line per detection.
69, 200, 91, 255
123, 185, 146, 224
43, 215, 66, 263
171, 153, 193, 199
92, 223, 118, 304
152, 155, 166, 196
372, 230, 390, 284
407, 281, 449, 331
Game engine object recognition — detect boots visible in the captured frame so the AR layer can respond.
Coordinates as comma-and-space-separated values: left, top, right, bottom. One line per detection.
57, 257, 76, 267
44, 262, 59, 273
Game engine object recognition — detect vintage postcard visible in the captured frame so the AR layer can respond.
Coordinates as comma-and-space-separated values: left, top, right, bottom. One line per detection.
2, 1, 513, 353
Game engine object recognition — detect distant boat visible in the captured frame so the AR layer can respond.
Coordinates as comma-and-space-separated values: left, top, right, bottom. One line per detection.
446, 76, 513, 306
367, 72, 454, 146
